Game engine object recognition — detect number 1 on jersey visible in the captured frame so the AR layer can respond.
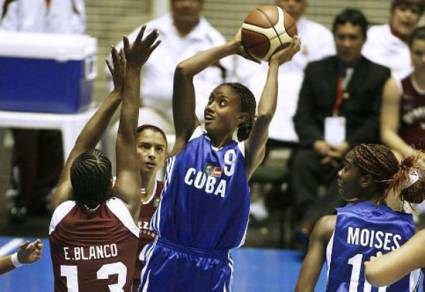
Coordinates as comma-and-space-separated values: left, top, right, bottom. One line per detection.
348, 254, 387, 292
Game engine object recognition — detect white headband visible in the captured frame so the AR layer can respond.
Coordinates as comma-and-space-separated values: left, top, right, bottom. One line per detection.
401, 169, 421, 190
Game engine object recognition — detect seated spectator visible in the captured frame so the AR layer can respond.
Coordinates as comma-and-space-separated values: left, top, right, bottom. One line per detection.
109, 0, 233, 135
362, 0, 424, 80
381, 26, 425, 159
0, 0, 86, 222
290, 8, 391, 241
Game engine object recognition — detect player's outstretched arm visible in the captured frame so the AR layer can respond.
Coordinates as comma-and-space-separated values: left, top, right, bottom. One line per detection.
50, 48, 126, 210
365, 229, 425, 287
171, 39, 241, 155
114, 26, 160, 223
245, 38, 300, 178
0, 239, 43, 275
295, 215, 335, 292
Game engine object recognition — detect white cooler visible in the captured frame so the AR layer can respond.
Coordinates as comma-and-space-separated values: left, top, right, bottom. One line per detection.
0, 32, 97, 113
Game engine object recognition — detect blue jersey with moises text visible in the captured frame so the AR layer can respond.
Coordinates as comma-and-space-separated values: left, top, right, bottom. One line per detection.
326, 201, 421, 292
151, 126, 250, 250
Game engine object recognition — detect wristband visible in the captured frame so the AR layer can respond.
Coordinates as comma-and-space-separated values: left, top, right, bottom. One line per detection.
11, 253, 22, 268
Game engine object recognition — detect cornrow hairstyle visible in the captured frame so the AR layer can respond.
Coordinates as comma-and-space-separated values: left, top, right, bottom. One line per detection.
349, 144, 400, 200
223, 82, 256, 141
70, 149, 112, 209
389, 151, 425, 203
136, 124, 168, 149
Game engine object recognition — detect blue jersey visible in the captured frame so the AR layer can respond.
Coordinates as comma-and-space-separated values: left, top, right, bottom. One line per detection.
151, 127, 250, 250
326, 201, 420, 292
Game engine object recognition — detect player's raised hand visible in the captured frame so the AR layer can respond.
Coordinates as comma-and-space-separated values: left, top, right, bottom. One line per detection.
233, 28, 261, 64
17, 239, 43, 264
269, 36, 301, 65
123, 25, 161, 69
106, 47, 126, 92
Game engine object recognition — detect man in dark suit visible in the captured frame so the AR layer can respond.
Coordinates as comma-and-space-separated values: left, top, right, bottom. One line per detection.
290, 8, 392, 240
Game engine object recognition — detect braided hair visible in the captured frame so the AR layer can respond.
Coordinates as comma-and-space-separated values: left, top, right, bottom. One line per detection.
223, 82, 256, 141
349, 144, 399, 199
70, 149, 112, 208
389, 152, 425, 203
350, 144, 425, 203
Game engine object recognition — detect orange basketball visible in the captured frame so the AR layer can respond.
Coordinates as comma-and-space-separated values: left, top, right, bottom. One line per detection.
241, 5, 297, 61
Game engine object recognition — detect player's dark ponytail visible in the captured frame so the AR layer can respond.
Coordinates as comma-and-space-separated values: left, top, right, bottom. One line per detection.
223, 82, 256, 141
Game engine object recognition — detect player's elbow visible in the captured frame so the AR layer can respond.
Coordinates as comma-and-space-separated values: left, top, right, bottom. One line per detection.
175, 62, 193, 78
364, 263, 386, 287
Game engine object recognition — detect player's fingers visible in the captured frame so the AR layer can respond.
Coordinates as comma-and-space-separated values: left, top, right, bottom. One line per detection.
19, 241, 30, 250
123, 36, 130, 53
135, 25, 146, 44
144, 29, 159, 46
148, 40, 161, 55
106, 59, 113, 74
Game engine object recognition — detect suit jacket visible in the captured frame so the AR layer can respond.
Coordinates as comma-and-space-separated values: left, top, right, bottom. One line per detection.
294, 55, 391, 147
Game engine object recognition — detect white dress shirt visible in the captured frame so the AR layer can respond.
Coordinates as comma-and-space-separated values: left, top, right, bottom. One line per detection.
0, 0, 85, 33
362, 24, 412, 81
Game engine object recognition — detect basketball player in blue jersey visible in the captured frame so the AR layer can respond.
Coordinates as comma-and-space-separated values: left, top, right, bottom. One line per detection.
138, 33, 300, 291
295, 144, 425, 292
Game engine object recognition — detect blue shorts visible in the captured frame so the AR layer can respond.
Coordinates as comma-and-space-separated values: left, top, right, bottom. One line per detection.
139, 238, 233, 292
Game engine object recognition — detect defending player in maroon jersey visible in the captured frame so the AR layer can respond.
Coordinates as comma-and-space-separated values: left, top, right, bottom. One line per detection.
132, 124, 167, 291
49, 26, 161, 292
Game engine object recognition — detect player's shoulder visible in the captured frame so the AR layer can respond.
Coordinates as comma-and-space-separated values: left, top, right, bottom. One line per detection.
107, 197, 139, 237
49, 201, 76, 234
314, 215, 336, 242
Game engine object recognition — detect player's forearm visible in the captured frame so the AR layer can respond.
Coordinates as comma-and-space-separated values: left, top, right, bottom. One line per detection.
257, 62, 278, 121
118, 67, 140, 138
176, 41, 239, 78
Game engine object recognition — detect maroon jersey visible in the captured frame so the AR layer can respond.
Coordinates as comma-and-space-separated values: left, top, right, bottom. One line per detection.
132, 180, 163, 292
399, 76, 425, 149
49, 197, 139, 292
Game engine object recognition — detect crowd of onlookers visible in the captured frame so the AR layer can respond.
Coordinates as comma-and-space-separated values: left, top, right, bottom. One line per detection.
1, 0, 425, 248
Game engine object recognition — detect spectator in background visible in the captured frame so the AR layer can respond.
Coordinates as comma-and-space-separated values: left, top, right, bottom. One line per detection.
362, 0, 424, 80
0, 0, 85, 222
381, 26, 425, 160
110, 0, 233, 135
290, 9, 391, 241
236, 0, 335, 221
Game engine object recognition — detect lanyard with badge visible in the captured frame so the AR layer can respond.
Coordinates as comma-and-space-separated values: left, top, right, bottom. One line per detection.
324, 68, 353, 147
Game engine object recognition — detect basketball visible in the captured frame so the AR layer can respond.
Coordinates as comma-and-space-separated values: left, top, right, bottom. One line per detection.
241, 5, 297, 61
